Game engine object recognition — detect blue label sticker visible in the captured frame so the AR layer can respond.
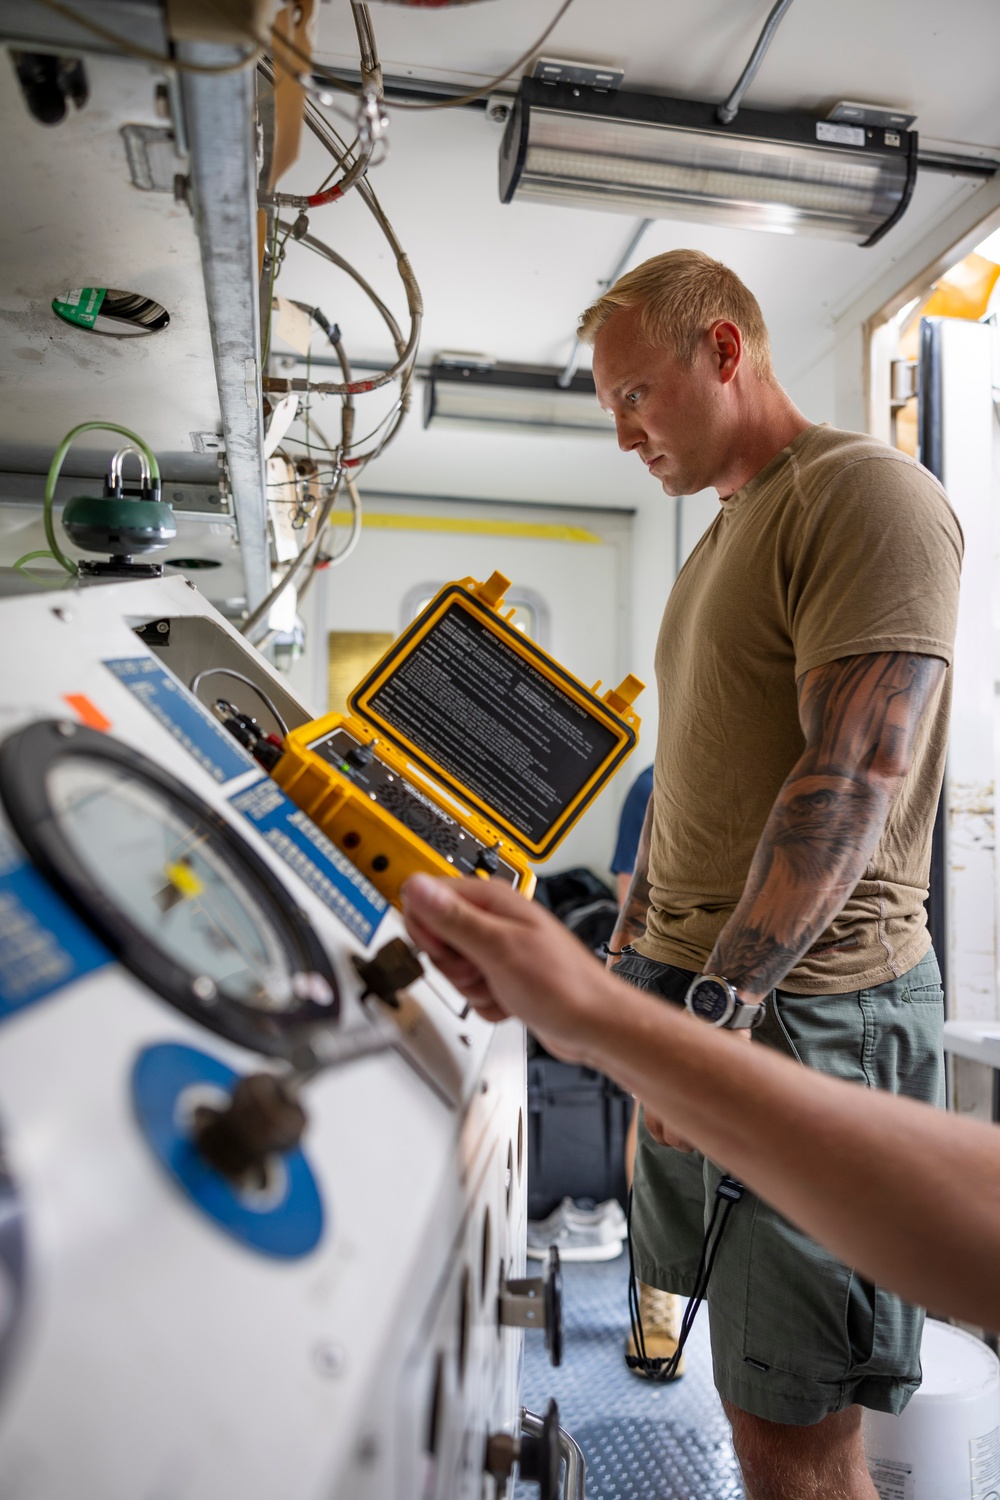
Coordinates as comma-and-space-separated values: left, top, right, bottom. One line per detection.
230, 779, 387, 945
0, 824, 112, 1021
104, 656, 256, 785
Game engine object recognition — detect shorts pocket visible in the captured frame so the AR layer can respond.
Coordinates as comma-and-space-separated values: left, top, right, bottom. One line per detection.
740, 1198, 859, 1379
859, 984, 944, 1103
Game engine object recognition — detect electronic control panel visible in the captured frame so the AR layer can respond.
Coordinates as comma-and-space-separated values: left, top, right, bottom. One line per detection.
0, 573, 546, 1500
310, 725, 520, 883
263, 573, 644, 910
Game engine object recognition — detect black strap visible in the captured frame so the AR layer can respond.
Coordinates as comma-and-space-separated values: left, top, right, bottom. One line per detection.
626, 1174, 745, 1381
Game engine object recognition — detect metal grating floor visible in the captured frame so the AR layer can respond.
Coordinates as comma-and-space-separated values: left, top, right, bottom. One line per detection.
517, 1254, 745, 1500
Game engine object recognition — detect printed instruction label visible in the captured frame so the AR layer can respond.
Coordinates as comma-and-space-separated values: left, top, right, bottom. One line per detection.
816, 120, 866, 148
868, 1459, 913, 1500
971, 1425, 1000, 1499
229, 779, 387, 944
366, 603, 617, 844
104, 656, 256, 784
51, 287, 107, 328
0, 822, 111, 1021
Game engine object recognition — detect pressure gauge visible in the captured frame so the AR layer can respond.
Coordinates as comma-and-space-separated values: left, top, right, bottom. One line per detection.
0, 721, 339, 1058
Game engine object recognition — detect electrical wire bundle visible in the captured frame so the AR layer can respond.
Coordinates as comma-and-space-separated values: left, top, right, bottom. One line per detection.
26, 0, 579, 638
244, 0, 584, 642
244, 9, 420, 644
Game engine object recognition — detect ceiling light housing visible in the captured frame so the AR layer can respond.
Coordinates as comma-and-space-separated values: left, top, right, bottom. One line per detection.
424, 359, 612, 437
500, 79, 919, 247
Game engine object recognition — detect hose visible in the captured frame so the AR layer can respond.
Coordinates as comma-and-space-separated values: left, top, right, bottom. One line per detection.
241, 336, 354, 641
717, 0, 796, 125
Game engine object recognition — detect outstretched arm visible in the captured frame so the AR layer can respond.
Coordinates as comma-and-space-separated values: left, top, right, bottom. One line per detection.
401, 874, 1000, 1329
707, 651, 946, 1000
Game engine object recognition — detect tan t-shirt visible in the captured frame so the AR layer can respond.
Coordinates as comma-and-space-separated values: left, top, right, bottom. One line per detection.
638, 424, 963, 993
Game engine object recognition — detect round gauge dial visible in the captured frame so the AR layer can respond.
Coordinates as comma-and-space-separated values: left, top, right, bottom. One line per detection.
0, 720, 339, 1057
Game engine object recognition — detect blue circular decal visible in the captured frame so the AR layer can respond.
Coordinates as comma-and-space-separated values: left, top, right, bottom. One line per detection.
132, 1042, 324, 1259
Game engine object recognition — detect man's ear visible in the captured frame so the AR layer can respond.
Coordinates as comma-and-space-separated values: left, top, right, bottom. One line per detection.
709, 319, 743, 385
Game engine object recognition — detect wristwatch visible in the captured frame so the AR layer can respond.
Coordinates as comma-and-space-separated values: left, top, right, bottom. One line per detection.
684, 974, 766, 1030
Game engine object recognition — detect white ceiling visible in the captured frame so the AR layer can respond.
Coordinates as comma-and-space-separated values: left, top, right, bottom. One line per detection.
259, 0, 1000, 505
2, 0, 998, 516
0, 50, 224, 479
324, 0, 1000, 149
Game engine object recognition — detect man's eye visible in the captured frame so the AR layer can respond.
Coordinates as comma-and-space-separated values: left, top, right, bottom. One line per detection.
626, 390, 641, 405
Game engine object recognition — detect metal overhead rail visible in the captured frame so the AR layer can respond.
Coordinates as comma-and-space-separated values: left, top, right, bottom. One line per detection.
557, 219, 654, 389
179, 42, 271, 613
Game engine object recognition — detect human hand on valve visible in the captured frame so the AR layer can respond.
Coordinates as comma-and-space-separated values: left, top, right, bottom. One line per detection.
401, 873, 606, 1059
400, 873, 749, 1154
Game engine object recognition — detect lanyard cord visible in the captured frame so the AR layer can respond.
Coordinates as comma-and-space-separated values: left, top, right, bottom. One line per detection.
625, 1174, 745, 1381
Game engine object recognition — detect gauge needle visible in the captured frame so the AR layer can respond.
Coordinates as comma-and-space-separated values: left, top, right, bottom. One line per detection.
153, 857, 205, 913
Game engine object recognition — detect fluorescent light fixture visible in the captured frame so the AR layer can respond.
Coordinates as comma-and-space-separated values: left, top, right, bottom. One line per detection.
423, 359, 613, 436
500, 80, 918, 247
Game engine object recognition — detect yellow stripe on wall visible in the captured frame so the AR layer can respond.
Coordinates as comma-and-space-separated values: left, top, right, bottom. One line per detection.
326, 511, 602, 544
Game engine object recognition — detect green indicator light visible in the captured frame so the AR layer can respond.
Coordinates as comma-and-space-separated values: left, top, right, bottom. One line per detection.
340, 762, 351, 773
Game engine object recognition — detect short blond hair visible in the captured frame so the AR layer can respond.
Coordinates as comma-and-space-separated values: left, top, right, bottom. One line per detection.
579, 248, 775, 382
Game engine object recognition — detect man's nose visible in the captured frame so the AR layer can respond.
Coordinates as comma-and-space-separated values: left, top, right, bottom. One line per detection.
615, 412, 642, 453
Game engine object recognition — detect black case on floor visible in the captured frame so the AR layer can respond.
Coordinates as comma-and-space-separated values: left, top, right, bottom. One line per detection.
527, 1055, 633, 1219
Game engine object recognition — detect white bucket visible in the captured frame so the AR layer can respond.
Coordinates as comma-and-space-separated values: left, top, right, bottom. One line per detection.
864, 1319, 1000, 1500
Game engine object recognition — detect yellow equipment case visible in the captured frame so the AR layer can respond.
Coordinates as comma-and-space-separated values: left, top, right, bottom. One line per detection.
272, 571, 644, 907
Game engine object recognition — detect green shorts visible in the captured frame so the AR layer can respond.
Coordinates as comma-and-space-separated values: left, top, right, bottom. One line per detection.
617, 947, 945, 1427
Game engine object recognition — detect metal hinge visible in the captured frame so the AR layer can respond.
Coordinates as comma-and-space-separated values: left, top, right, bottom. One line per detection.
890, 358, 918, 408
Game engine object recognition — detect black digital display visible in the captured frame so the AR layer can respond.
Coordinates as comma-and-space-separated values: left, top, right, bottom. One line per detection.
365, 604, 618, 845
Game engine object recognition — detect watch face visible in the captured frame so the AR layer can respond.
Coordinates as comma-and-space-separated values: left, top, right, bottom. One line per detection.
690, 978, 732, 1024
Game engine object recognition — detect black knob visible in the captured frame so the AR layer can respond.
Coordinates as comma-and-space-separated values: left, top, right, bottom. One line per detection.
352, 937, 424, 1007
518, 1399, 561, 1500
193, 1073, 306, 1186
545, 1247, 563, 1368
475, 845, 500, 875
345, 743, 374, 770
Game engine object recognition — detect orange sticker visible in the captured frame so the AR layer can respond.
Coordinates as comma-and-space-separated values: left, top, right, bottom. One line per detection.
63, 694, 111, 732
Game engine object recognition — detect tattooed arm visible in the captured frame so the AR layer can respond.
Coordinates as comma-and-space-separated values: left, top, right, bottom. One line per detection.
706, 651, 946, 1003
607, 791, 654, 968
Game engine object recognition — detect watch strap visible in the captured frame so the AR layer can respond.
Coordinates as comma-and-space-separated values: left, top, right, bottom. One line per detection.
728, 997, 767, 1030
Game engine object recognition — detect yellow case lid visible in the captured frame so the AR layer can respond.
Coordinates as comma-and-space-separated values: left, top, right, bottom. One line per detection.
348, 574, 642, 862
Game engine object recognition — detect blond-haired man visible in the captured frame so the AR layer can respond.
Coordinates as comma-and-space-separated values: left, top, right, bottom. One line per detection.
575, 250, 960, 1500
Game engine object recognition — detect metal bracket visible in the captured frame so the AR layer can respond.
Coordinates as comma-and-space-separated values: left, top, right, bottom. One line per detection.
891, 358, 919, 408
121, 124, 187, 194
499, 1276, 546, 1329
498, 1246, 563, 1365
532, 57, 624, 92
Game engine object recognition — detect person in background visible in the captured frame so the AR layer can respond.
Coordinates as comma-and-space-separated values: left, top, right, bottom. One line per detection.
611, 764, 655, 909
521, 794, 654, 1265
580, 248, 959, 1500
610, 764, 686, 1378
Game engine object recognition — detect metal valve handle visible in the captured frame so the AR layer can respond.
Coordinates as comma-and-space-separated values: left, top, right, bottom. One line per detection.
518, 1398, 561, 1500
498, 1246, 563, 1366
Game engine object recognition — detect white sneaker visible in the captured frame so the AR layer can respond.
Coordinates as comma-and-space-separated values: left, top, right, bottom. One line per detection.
563, 1198, 627, 1239
526, 1197, 625, 1261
